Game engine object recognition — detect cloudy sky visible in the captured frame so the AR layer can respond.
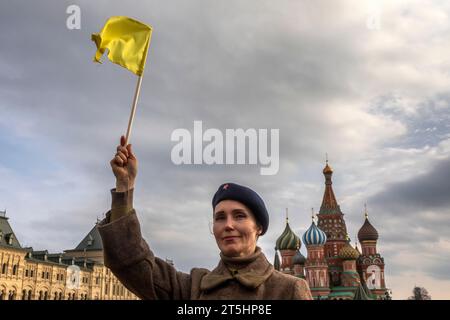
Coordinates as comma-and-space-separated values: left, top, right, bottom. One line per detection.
1, 0, 449, 299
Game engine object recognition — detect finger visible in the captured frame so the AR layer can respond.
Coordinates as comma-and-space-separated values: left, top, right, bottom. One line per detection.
126, 144, 136, 160
114, 155, 124, 166
120, 135, 126, 147
116, 151, 128, 163
110, 158, 122, 168
116, 146, 129, 157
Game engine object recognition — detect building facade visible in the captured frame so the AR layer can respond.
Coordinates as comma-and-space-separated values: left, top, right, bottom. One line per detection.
0, 211, 138, 300
274, 161, 389, 300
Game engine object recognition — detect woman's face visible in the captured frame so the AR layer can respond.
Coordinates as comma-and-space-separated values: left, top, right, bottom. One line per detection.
213, 200, 261, 257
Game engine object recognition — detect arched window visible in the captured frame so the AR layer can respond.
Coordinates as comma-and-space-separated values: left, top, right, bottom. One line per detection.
22, 289, 26, 300
2, 263, 7, 274
44, 291, 48, 300
38, 291, 43, 300
28, 290, 32, 300
12, 264, 17, 275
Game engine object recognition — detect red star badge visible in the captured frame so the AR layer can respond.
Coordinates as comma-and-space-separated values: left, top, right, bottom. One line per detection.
223, 184, 229, 190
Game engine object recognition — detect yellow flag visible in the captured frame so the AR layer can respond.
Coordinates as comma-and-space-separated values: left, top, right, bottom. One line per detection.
91, 16, 152, 76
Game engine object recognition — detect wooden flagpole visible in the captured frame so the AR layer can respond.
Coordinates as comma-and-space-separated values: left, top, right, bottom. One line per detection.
125, 74, 144, 145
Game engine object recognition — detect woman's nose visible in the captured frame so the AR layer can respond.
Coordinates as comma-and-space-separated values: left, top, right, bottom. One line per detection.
224, 217, 235, 230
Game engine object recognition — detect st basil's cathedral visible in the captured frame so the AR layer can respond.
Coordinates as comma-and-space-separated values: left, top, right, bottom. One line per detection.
274, 161, 389, 300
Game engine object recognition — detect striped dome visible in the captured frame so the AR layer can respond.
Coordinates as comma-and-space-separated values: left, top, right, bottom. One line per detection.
302, 222, 327, 246
276, 222, 301, 250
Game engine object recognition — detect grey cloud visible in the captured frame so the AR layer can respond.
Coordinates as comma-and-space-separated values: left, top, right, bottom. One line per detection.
370, 159, 450, 211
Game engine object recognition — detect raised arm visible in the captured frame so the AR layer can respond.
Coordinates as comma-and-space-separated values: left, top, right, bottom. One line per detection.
97, 136, 192, 299
109, 135, 137, 221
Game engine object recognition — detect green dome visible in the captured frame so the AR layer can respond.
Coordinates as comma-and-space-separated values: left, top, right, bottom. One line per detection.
276, 222, 301, 250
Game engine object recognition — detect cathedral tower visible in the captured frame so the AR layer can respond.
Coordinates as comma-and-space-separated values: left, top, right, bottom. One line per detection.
303, 211, 330, 299
357, 205, 387, 299
316, 159, 348, 286
274, 209, 301, 274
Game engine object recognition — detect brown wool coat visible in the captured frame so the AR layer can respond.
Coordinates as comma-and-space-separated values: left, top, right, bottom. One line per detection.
97, 189, 312, 300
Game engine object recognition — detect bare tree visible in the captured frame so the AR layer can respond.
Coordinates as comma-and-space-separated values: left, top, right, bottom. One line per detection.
408, 286, 431, 300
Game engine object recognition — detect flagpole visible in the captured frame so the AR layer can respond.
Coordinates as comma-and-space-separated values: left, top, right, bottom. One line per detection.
125, 74, 143, 145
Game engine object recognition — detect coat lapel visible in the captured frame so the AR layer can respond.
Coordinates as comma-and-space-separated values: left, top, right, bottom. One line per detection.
200, 248, 274, 291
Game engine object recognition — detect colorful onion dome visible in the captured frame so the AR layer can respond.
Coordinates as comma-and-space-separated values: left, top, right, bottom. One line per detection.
292, 250, 306, 265
339, 241, 360, 260
358, 207, 379, 242
302, 221, 327, 246
276, 220, 301, 250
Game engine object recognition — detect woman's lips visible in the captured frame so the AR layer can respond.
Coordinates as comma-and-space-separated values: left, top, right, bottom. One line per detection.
223, 236, 239, 241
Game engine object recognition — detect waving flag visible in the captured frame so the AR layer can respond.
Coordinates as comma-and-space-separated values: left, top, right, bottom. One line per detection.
91, 16, 152, 76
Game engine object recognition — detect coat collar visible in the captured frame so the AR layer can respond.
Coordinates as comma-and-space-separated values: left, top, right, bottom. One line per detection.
200, 247, 274, 291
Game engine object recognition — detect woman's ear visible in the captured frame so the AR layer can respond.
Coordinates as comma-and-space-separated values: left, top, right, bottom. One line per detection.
208, 221, 214, 235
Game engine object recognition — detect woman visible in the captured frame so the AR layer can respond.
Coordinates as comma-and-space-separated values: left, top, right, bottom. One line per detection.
97, 136, 312, 300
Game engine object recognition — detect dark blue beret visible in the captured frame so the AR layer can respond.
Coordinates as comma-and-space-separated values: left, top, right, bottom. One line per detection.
212, 182, 269, 235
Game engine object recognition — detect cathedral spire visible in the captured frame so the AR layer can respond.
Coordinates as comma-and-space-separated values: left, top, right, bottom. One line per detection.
319, 157, 342, 215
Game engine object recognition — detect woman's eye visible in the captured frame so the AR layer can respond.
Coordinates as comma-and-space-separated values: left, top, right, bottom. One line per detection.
236, 214, 246, 219
214, 216, 225, 221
